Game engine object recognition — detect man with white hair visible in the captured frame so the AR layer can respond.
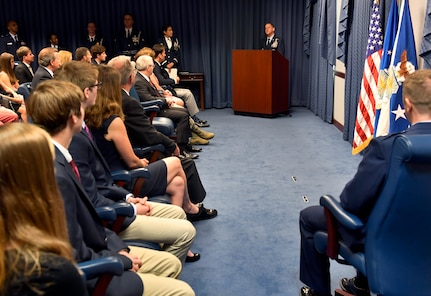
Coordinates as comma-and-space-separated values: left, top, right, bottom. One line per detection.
134, 54, 200, 159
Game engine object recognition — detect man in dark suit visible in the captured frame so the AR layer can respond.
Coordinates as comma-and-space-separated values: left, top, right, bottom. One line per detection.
108, 55, 208, 203
31, 47, 60, 90
14, 46, 35, 84
134, 54, 201, 158
0, 20, 27, 61
90, 44, 107, 65
114, 13, 145, 58
260, 22, 285, 55
75, 47, 92, 63
152, 43, 209, 127
299, 69, 431, 296
27, 79, 195, 296
53, 60, 196, 263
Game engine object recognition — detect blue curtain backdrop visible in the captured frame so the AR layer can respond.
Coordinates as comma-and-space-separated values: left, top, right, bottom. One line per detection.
0, 0, 310, 109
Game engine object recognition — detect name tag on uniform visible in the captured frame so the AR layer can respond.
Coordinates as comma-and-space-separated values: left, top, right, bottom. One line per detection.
6, 42, 12, 46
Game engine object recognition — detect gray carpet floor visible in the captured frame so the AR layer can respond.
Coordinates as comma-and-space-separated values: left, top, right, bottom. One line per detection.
181, 107, 362, 296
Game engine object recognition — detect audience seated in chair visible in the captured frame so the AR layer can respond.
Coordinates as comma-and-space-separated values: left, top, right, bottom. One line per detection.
135, 48, 213, 145
134, 47, 184, 108
134, 54, 202, 158
0, 123, 87, 295
84, 63, 217, 222
14, 46, 35, 84
152, 43, 209, 128
0, 52, 27, 122
28, 79, 195, 296
299, 69, 431, 296
53, 60, 199, 263
75, 46, 92, 63
58, 49, 73, 66
31, 47, 60, 90
90, 44, 107, 65
108, 55, 209, 204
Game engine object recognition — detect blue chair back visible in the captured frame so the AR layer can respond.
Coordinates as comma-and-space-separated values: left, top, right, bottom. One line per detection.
129, 86, 140, 102
365, 134, 431, 295
17, 82, 32, 102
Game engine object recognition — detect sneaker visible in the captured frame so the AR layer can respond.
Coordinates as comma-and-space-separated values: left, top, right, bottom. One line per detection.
340, 277, 370, 296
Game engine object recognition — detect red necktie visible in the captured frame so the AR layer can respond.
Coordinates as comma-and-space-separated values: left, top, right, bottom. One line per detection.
70, 160, 81, 181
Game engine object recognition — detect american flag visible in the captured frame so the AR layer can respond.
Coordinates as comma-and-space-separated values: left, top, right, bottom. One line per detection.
352, 0, 383, 155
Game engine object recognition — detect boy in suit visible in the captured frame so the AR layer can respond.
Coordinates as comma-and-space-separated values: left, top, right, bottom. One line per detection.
27, 79, 195, 296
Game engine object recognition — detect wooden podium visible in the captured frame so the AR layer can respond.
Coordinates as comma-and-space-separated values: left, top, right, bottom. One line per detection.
232, 50, 289, 117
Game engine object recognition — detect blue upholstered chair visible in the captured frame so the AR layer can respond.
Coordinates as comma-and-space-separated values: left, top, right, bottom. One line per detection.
130, 86, 175, 137
314, 134, 431, 295
95, 201, 161, 250
17, 82, 32, 102
111, 167, 171, 204
78, 256, 124, 296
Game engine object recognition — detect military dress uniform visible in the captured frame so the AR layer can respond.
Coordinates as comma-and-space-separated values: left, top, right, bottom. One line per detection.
157, 36, 181, 69
0, 34, 27, 60
114, 28, 145, 59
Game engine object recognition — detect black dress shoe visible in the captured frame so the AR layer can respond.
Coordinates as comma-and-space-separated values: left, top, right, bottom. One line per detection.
195, 120, 210, 128
186, 204, 217, 222
300, 286, 331, 296
185, 252, 201, 263
340, 277, 370, 296
186, 145, 202, 153
181, 150, 199, 159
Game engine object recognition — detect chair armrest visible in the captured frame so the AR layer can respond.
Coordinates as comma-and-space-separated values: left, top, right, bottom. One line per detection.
109, 201, 134, 218
78, 256, 124, 281
129, 167, 151, 179
152, 117, 175, 136
142, 104, 160, 113
140, 99, 164, 108
133, 144, 165, 158
95, 206, 117, 224
319, 195, 363, 230
111, 170, 131, 182
109, 202, 135, 234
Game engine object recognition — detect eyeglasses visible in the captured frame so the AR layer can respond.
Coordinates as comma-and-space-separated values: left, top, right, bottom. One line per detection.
90, 82, 102, 89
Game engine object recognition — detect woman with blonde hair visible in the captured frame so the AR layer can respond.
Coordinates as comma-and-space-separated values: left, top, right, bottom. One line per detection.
58, 50, 73, 66
85, 64, 216, 220
0, 123, 87, 295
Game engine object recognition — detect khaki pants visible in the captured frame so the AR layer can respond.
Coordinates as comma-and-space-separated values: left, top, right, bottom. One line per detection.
119, 202, 196, 263
129, 246, 195, 296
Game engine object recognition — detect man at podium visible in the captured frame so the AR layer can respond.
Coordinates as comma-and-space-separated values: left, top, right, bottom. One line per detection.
260, 22, 285, 55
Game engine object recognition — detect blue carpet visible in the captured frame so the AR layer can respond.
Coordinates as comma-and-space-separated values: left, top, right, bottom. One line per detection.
181, 107, 362, 296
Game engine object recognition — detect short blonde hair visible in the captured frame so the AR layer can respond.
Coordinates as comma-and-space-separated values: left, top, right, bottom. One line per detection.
134, 47, 155, 61
58, 50, 72, 66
